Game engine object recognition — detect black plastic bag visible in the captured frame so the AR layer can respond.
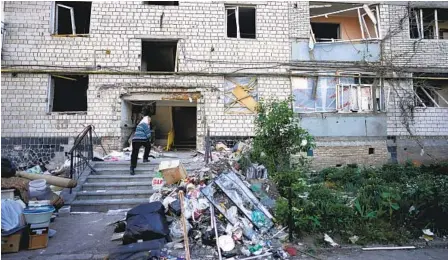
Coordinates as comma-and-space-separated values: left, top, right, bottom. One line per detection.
1, 157, 16, 178
168, 200, 181, 216
123, 202, 170, 245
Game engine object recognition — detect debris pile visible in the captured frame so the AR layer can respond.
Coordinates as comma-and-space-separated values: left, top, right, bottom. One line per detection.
107, 140, 293, 260
1, 157, 67, 253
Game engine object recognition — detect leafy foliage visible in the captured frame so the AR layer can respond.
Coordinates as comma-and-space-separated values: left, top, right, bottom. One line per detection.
252, 97, 315, 173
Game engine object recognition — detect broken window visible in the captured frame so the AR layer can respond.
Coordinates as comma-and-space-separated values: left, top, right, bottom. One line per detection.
141, 40, 178, 72
226, 6, 256, 39
292, 73, 383, 113
143, 1, 178, 6
53, 1, 92, 35
414, 74, 448, 108
49, 75, 88, 112
410, 8, 448, 39
311, 22, 340, 42
309, 2, 379, 43
224, 77, 258, 114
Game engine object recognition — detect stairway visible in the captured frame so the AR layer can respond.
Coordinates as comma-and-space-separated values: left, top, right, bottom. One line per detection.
70, 161, 158, 212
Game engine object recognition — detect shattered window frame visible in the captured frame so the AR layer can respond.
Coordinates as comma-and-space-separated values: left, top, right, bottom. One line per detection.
51, 1, 92, 36
225, 5, 256, 39
413, 78, 448, 108
309, 3, 380, 45
223, 76, 258, 114
409, 8, 448, 40
292, 73, 384, 114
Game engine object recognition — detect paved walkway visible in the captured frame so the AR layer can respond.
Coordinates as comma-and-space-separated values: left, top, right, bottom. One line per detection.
4, 211, 448, 260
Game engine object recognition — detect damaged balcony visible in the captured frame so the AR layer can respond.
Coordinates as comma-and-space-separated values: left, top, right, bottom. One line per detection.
292, 2, 381, 62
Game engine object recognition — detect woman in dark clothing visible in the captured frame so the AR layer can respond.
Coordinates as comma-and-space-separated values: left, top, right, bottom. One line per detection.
130, 113, 151, 175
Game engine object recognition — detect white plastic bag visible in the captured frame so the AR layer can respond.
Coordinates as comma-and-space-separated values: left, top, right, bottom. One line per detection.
1, 199, 25, 231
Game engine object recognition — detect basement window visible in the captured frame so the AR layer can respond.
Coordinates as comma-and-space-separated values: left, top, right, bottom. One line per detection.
49, 75, 88, 112
226, 6, 256, 39
414, 74, 448, 108
141, 40, 178, 72
143, 1, 179, 6
410, 8, 448, 39
53, 1, 92, 35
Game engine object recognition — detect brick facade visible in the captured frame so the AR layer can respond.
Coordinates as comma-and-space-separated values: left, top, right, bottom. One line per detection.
1, 1, 447, 168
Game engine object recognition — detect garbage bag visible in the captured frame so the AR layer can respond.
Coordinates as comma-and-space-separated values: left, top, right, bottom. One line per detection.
1, 200, 25, 232
1, 157, 16, 178
123, 202, 170, 245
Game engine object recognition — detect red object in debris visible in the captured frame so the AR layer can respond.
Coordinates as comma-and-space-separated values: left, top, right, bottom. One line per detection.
233, 162, 241, 171
284, 246, 297, 256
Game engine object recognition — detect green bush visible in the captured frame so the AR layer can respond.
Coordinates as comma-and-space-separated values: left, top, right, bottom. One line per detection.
274, 163, 448, 244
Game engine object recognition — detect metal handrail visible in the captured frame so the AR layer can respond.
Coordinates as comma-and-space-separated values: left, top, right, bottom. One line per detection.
69, 125, 94, 193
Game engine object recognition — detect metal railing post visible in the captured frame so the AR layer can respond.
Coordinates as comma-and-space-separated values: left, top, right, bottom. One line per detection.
69, 152, 74, 194
88, 126, 93, 160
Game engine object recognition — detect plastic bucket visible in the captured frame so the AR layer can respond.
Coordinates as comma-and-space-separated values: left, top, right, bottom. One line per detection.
29, 179, 47, 191
23, 205, 55, 224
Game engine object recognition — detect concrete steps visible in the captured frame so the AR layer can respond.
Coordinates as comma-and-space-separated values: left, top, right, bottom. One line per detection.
82, 182, 152, 191
71, 161, 159, 212
76, 190, 154, 200
86, 174, 154, 183
71, 198, 150, 212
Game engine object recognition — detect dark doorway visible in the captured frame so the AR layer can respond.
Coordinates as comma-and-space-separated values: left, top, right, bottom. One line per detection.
172, 107, 196, 149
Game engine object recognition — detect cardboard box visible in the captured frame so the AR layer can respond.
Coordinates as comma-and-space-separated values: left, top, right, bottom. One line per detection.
158, 160, 187, 185
28, 227, 48, 250
1, 233, 22, 253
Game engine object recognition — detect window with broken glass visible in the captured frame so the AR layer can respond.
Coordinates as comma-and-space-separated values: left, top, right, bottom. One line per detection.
292, 74, 384, 113
413, 77, 448, 108
309, 2, 380, 43
410, 8, 448, 40
52, 1, 92, 35
226, 6, 256, 39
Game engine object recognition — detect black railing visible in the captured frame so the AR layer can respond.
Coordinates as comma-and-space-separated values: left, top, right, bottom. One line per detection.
68, 125, 94, 193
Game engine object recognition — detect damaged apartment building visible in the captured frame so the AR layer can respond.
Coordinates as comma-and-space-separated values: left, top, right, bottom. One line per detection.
1, 1, 447, 170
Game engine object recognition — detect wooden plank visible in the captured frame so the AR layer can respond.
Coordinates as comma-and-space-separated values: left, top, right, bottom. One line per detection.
231, 85, 257, 112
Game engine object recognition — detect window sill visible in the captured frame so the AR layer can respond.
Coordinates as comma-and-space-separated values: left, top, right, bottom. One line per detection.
226, 37, 257, 41
51, 34, 90, 38
47, 111, 87, 115
297, 111, 387, 117
409, 38, 448, 42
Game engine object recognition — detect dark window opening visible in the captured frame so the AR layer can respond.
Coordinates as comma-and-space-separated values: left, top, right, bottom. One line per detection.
368, 148, 375, 154
227, 9, 237, 38
311, 22, 340, 42
143, 1, 179, 6
414, 73, 448, 107
141, 41, 177, 72
410, 8, 448, 39
226, 6, 256, 39
55, 1, 92, 35
51, 75, 88, 112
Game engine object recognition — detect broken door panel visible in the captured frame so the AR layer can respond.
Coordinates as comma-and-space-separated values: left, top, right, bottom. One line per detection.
224, 77, 258, 114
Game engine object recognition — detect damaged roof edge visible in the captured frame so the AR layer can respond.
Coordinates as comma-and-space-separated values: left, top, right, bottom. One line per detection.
380, 1, 448, 8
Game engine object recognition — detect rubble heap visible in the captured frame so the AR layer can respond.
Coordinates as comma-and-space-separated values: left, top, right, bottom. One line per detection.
107, 140, 291, 260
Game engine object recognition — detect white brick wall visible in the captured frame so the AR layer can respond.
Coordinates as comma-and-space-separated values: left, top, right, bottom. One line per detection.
1, 1, 447, 152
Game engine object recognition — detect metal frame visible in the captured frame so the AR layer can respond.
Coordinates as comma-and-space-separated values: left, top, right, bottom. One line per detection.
68, 125, 94, 194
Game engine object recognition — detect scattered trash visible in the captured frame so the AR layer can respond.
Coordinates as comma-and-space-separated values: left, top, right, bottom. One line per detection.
218, 235, 235, 252
159, 160, 187, 185
25, 165, 43, 174
324, 233, 339, 247
421, 229, 435, 241
151, 172, 165, 191
349, 235, 359, 244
